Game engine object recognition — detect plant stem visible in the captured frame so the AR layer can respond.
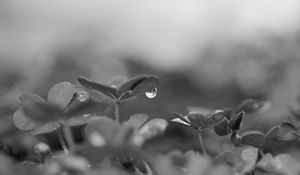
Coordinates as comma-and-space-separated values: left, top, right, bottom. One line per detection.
198, 132, 207, 156
56, 128, 69, 154
62, 126, 76, 152
115, 101, 120, 123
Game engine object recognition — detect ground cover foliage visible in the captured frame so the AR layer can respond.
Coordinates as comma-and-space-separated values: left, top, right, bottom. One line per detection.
1, 74, 300, 175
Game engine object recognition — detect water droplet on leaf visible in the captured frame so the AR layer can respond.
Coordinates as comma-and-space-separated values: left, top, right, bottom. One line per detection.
77, 90, 89, 102
82, 114, 90, 118
34, 142, 50, 154
111, 84, 117, 88
145, 88, 157, 98
89, 132, 106, 147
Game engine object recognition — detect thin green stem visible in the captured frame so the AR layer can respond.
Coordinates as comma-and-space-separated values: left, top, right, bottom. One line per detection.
115, 101, 120, 123
62, 126, 76, 152
56, 128, 69, 154
198, 132, 207, 156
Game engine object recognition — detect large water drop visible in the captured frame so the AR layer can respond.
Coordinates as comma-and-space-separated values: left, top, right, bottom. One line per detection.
145, 88, 157, 98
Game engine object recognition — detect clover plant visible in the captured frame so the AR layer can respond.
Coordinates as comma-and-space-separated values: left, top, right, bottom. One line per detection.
3, 74, 300, 175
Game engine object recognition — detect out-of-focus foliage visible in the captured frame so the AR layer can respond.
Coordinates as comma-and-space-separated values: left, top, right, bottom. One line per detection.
1, 72, 300, 175
1, 3, 300, 173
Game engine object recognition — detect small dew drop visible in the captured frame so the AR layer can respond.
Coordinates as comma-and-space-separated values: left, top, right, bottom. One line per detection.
83, 114, 90, 118
111, 84, 117, 88
34, 142, 50, 154
77, 90, 89, 102
89, 132, 106, 147
145, 88, 157, 98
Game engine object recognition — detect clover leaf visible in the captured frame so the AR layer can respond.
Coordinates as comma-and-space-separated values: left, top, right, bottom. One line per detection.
77, 75, 159, 101
187, 99, 266, 137
171, 110, 226, 155
190, 99, 269, 122
214, 111, 245, 136
231, 126, 280, 150
171, 110, 225, 131
13, 82, 103, 135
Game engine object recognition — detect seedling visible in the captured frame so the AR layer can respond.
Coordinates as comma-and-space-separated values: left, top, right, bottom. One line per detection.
171, 110, 226, 155
77, 75, 159, 123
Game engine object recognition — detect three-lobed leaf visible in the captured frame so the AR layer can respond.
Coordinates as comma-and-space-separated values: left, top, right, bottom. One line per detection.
13, 82, 100, 135
77, 75, 159, 101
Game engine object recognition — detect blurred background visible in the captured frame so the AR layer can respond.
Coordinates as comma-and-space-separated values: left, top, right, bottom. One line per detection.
1, 0, 300, 156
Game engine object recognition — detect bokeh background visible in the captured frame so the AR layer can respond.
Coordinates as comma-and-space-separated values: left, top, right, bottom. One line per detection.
1, 0, 300, 157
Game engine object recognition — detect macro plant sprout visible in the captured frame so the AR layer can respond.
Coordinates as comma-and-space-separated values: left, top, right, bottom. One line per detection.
171, 110, 226, 155
77, 74, 159, 123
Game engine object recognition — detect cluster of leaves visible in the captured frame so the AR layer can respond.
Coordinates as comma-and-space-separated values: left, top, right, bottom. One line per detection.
171, 99, 300, 175
1, 74, 300, 175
